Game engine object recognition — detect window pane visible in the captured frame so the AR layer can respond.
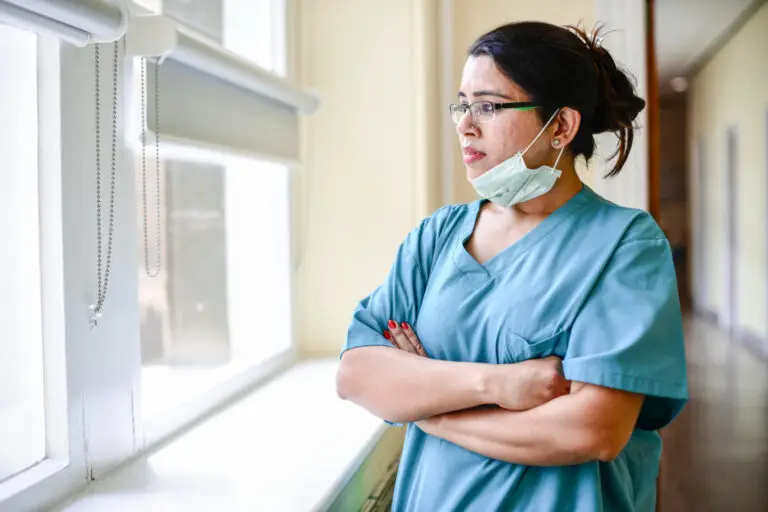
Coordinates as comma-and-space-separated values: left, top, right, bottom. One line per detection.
0, 26, 45, 482
138, 157, 292, 420
163, 0, 224, 43
161, 0, 284, 73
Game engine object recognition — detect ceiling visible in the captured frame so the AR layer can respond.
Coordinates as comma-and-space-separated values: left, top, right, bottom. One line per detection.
655, 0, 758, 92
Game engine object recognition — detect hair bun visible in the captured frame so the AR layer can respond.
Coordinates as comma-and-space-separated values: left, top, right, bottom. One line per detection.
580, 26, 646, 134
567, 24, 646, 175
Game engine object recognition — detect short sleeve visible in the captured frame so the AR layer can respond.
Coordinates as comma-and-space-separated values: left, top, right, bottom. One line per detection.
340, 205, 456, 358
563, 228, 689, 430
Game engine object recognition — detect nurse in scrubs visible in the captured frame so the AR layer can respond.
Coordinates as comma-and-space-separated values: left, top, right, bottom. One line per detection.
337, 21, 688, 512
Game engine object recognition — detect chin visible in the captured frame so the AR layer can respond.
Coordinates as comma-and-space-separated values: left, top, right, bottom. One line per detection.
465, 161, 495, 180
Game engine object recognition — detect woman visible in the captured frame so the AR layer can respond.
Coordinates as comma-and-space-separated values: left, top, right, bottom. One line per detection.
337, 21, 688, 512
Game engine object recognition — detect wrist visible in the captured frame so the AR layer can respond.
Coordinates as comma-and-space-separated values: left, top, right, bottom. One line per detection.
475, 364, 500, 404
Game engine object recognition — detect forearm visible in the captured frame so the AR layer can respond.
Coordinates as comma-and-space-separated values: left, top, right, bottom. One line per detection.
337, 347, 491, 423
417, 384, 642, 466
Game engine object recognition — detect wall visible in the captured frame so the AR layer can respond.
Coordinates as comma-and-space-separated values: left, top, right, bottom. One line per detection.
293, 0, 437, 356
689, 2, 768, 338
447, 0, 596, 205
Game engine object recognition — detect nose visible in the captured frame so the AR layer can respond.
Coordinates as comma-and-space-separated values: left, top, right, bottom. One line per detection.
456, 110, 478, 138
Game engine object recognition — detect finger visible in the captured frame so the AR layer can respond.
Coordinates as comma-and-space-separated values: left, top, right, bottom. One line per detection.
401, 322, 428, 357
383, 329, 396, 346
383, 324, 406, 350
388, 320, 417, 354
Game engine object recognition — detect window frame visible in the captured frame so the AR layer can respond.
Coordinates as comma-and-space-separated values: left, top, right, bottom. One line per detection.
0, 33, 86, 512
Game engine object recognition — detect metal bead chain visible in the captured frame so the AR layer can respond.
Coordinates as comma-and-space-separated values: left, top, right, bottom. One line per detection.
91, 41, 120, 328
140, 58, 162, 278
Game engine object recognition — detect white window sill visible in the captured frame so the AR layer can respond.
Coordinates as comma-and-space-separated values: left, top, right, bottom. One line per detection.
54, 359, 391, 512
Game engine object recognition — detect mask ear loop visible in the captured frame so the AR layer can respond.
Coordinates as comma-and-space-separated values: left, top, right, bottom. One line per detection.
550, 146, 565, 175
522, 108, 561, 156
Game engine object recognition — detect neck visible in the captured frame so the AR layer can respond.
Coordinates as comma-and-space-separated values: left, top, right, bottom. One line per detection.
488, 156, 583, 217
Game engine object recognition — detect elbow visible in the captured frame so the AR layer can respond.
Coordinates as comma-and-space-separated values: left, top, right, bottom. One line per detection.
595, 441, 622, 463
337, 350, 408, 424
336, 355, 356, 400
336, 349, 371, 401
589, 430, 632, 462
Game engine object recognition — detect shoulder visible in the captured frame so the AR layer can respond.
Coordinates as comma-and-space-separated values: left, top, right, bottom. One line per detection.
585, 201, 675, 288
400, 202, 474, 263
584, 189, 667, 246
410, 202, 474, 240
428, 202, 474, 225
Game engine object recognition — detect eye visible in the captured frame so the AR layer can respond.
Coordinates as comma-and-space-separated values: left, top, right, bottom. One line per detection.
479, 102, 494, 114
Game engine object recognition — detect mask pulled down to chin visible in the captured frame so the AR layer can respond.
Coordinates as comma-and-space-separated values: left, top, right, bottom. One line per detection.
469, 108, 564, 207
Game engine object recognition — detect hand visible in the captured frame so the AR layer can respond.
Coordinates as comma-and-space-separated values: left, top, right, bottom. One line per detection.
384, 319, 429, 357
487, 356, 571, 411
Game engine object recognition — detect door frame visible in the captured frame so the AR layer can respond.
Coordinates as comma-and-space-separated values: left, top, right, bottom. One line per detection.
694, 137, 708, 313
765, 108, 768, 344
725, 126, 739, 334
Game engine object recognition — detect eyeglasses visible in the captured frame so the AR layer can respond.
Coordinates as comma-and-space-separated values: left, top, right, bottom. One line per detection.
449, 101, 539, 125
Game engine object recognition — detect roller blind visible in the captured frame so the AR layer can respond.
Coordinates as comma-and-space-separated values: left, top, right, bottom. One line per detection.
0, 0, 126, 46
144, 24, 319, 165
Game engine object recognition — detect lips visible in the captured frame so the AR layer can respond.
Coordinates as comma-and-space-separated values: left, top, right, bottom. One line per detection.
462, 146, 486, 164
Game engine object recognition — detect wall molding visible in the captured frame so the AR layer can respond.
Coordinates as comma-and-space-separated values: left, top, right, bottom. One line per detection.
694, 305, 768, 362
737, 326, 768, 361
693, 303, 720, 326
687, 0, 768, 80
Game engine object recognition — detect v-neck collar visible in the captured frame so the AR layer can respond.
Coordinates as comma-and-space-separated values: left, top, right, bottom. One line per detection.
453, 185, 595, 281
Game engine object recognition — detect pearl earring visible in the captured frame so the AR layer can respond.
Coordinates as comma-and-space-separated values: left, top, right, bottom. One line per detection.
552, 139, 561, 147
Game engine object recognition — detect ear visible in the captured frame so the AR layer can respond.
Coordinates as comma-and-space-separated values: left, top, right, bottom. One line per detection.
550, 107, 581, 147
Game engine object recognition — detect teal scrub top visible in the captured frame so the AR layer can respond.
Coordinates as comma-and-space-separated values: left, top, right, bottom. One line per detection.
341, 186, 689, 512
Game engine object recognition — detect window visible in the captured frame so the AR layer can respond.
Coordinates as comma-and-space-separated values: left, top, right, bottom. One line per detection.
0, 0, 315, 508
130, 0, 299, 437
139, 157, 292, 421
0, 26, 45, 483
139, 0, 285, 74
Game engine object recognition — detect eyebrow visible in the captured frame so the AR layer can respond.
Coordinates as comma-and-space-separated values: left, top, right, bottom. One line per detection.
457, 90, 516, 101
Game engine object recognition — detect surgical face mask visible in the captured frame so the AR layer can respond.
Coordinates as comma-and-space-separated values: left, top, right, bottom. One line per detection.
469, 109, 565, 207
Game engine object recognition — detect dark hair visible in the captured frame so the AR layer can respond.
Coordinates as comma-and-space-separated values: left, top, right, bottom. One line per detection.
468, 21, 645, 177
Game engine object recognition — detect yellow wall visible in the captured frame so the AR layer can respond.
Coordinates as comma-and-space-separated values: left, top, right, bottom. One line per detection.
689, 2, 768, 336
293, 0, 428, 356
449, 0, 596, 204
293, 0, 596, 356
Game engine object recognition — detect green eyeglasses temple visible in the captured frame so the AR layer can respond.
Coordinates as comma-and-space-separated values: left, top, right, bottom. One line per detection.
493, 102, 539, 111
451, 102, 540, 114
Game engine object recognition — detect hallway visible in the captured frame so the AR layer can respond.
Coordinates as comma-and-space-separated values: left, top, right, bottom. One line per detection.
660, 317, 768, 511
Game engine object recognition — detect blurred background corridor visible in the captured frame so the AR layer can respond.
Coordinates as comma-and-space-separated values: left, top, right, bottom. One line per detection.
0, 0, 766, 511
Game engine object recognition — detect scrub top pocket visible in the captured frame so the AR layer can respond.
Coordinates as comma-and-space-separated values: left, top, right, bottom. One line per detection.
497, 329, 568, 364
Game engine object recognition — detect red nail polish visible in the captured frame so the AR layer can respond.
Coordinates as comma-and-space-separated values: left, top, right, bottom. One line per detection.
401, 322, 409, 330
388, 320, 397, 329
383, 330, 392, 340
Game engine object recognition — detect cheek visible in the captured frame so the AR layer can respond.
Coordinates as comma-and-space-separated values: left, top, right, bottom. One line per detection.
483, 124, 521, 165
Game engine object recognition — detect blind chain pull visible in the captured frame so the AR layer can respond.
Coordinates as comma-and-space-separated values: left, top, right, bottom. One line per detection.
140, 57, 162, 278
89, 40, 120, 329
